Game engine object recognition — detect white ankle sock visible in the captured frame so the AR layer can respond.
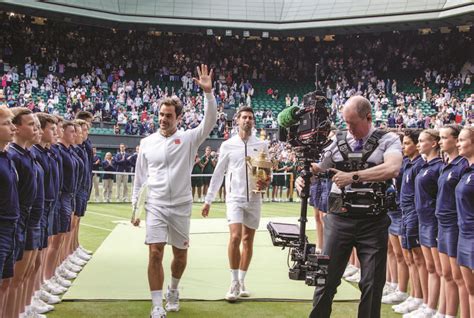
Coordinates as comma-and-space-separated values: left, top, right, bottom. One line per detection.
170, 276, 180, 290
238, 270, 247, 282
230, 269, 239, 281
151, 290, 163, 307
390, 282, 397, 289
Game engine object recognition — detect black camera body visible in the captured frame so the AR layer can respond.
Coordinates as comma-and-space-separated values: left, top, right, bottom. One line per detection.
289, 244, 329, 287
267, 222, 329, 287
279, 91, 332, 159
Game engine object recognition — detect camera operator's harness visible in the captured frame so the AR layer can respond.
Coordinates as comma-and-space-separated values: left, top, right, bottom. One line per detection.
329, 129, 396, 217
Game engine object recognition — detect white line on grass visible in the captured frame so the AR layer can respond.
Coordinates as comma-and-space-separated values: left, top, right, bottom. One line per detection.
81, 223, 113, 232
87, 211, 128, 220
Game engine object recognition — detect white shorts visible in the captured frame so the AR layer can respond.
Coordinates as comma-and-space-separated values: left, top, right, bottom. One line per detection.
145, 200, 192, 249
226, 201, 261, 230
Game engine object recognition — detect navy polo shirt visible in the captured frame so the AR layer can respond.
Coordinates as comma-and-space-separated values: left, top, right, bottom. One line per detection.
30, 159, 45, 225
31, 145, 55, 201
58, 143, 77, 194
83, 138, 93, 169
7, 143, 37, 209
50, 144, 63, 196
455, 164, 474, 237
114, 152, 129, 172
394, 157, 409, 207
128, 152, 138, 172
92, 155, 101, 171
400, 155, 424, 232
102, 160, 115, 180
436, 156, 469, 228
415, 157, 443, 224
74, 145, 90, 192
71, 146, 84, 195
0, 151, 20, 223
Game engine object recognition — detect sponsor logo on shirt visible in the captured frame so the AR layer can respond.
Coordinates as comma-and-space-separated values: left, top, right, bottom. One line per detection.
174, 139, 181, 145
467, 174, 472, 184
423, 169, 429, 177
447, 172, 453, 180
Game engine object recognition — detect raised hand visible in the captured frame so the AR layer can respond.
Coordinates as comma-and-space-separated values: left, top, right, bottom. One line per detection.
193, 64, 213, 93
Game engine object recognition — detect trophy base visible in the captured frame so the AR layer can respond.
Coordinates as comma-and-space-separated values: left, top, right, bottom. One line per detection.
252, 189, 267, 194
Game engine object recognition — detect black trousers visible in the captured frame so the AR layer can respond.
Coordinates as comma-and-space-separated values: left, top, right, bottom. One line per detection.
309, 213, 390, 318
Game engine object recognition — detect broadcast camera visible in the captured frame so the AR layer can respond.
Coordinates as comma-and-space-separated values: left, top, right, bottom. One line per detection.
267, 91, 332, 287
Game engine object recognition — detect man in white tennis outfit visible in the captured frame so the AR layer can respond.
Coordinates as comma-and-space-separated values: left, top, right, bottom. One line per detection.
201, 106, 269, 302
131, 65, 217, 318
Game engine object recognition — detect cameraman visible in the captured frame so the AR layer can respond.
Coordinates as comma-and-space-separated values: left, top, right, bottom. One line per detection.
296, 95, 402, 318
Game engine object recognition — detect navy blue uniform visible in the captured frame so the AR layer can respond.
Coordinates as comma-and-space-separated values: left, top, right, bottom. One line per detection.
8, 143, 37, 260
73, 145, 90, 217
309, 178, 322, 208
114, 151, 129, 172
26, 158, 44, 250
455, 163, 474, 269
414, 157, 443, 248
58, 143, 77, 233
127, 152, 138, 173
83, 138, 93, 197
400, 155, 424, 249
388, 157, 408, 236
50, 144, 63, 235
436, 156, 468, 257
92, 155, 102, 171
102, 159, 116, 178
31, 145, 55, 248
71, 146, 84, 216
0, 151, 20, 279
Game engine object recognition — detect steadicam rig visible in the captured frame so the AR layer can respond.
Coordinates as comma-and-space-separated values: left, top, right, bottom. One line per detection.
268, 90, 332, 287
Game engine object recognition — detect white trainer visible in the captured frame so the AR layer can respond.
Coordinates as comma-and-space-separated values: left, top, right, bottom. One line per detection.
74, 250, 92, 261
24, 307, 47, 318
239, 280, 250, 297
383, 283, 396, 296
63, 260, 82, 273
150, 306, 167, 318
78, 245, 93, 255
225, 280, 240, 302
408, 307, 436, 318
42, 281, 66, 295
394, 298, 423, 314
342, 265, 359, 278
392, 296, 413, 310
345, 271, 360, 283
67, 255, 87, 267
165, 286, 180, 312
36, 289, 61, 304
51, 274, 72, 288
31, 297, 54, 314
56, 265, 77, 280
382, 290, 409, 304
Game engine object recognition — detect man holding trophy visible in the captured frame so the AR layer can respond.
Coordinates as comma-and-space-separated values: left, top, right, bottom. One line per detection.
201, 106, 271, 302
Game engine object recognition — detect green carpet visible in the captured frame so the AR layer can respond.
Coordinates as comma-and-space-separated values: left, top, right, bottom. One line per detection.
64, 219, 359, 301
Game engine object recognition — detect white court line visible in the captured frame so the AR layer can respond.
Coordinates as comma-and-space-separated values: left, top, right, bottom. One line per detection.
87, 211, 128, 220
81, 223, 113, 232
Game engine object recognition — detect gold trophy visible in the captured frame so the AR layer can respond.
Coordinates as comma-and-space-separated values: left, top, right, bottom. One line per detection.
246, 151, 273, 193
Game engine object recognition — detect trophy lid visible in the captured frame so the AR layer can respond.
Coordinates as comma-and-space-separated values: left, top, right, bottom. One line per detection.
252, 151, 273, 169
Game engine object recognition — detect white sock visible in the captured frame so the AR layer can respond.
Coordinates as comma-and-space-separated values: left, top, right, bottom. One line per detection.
230, 269, 239, 281
390, 282, 397, 289
170, 276, 180, 290
238, 270, 247, 282
151, 290, 163, 307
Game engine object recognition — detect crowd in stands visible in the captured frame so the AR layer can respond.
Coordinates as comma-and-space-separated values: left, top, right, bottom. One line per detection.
0, 12, 473, 138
